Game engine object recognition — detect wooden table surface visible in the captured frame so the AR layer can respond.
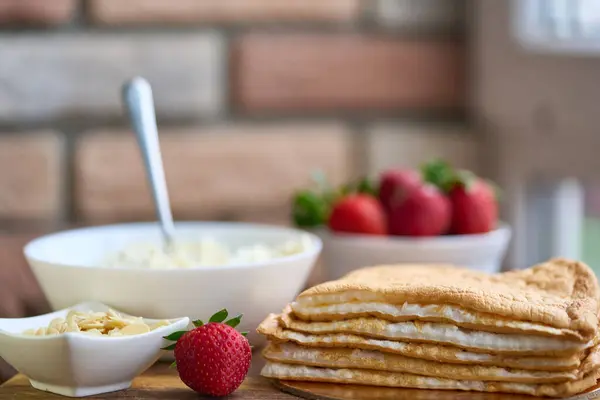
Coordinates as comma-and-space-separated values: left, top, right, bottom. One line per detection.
0, 356, 300, 399
3, 357, 600, 400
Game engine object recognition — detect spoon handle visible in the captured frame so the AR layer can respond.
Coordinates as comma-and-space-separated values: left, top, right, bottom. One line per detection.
121, 77, 175, 244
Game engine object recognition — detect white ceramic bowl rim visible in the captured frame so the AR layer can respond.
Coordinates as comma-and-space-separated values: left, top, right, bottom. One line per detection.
0, 301, 190, 341
23, 221, 323, 271
320, 222, 511, 243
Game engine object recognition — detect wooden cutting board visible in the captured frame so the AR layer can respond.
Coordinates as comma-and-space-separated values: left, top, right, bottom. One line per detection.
2, 361, 599, 399
274, 380, 600, 400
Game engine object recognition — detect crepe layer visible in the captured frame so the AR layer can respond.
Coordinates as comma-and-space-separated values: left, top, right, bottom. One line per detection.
261, 362, 600, 398
257, 314, 585, 371
296, 258, 600, 340
291, 301, 582, 339
280, 311, 592, 356
263, 342, 600, 384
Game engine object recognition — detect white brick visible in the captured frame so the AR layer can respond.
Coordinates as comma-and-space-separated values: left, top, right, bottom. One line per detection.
0, 33, 224, 122
375, 0, 465, 30
366, 122, 480, 175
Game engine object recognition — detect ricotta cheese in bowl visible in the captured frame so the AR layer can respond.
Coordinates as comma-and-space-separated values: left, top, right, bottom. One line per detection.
102, 234, 314, 269
24, 221, 322, 347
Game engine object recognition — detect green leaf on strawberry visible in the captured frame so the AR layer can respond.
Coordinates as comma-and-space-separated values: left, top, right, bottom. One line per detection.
162, 343, 177, 351
344, 177, 379, 198
208, 309, 228, 323
452, 169, 477, 191
225, 314, 243, 328
292, 190, 330, 228
163, 331, 186, 341
421, 158, 456, 193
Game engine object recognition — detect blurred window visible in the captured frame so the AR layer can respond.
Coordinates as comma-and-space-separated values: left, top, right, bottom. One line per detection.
515, 0, 600, 53
525, 179, 600, 277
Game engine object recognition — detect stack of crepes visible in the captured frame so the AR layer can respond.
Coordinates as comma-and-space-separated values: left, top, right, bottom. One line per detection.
257, 258, 600, 398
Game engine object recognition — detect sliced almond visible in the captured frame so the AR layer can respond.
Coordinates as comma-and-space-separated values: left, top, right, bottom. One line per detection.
83, 329, 103, 336
119, 323, 150, 336
150, 320, 171, 330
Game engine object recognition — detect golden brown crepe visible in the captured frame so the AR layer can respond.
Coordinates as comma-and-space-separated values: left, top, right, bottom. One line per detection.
257, 314, 586, 372
291, 301, 583, 339
258, 258, 600, 397
279, 310, 592, 356
262, 342, 600, 384
261, 362, 600, 398
294, 258, 600, 341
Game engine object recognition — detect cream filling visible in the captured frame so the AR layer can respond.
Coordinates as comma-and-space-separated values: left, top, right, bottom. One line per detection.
270, 343, 574, 381
262, 362, 486, 391
291, 301, 566, 336
261, 362, 579, 396
286, 318, 588, 352
280, 329, 577, 368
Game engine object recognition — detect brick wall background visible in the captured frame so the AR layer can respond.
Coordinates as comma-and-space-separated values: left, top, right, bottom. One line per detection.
0, 0, 478, 382
0, 0, 477, 233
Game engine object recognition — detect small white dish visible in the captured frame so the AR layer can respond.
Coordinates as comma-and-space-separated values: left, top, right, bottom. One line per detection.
0, 301, 189, 397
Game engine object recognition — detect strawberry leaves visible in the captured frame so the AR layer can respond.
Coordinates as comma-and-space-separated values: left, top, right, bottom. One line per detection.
162, 309, 248, 353
421, 159, 501, 202
209, 309, 228, 323
163, 331, 186, 341
162, 343, 177, 351
225, 315, 242, 328
421, 159, 456, 193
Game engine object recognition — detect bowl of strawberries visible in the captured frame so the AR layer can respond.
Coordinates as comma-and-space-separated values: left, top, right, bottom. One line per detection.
292, 159, 511, 281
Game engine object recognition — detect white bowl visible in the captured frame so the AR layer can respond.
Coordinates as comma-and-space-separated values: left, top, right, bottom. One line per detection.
23, 222, 322, 347
318, 224, 511, 281
0, 301, 189, 397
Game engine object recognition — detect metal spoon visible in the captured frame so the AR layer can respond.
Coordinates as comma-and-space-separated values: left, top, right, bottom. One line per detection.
121, 77, 175, 249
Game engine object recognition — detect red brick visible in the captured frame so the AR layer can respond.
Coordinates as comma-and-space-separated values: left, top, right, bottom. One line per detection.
74, 124, 354, 223
233, 34, 465, 113
89, 0, 360, 25
0, 233, 50, 318
0, 232, 51, 383
0, 133, 65, 220
0, 0, 75, 25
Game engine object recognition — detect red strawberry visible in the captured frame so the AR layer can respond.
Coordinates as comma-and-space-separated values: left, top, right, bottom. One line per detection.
388, 183, 451, 236
378, 168, 422, 213
328, 194, 387, 235
448, 174, 498, 234
163, 310, 251, 397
